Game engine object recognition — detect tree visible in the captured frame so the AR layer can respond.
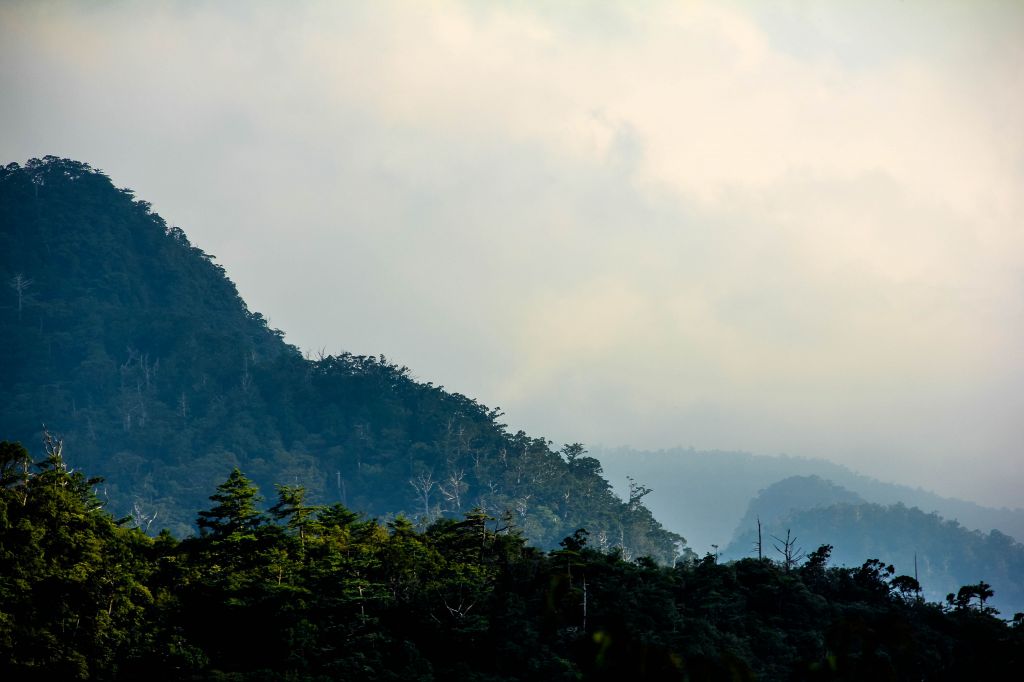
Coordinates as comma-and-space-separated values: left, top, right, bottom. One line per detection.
269, 483, 318, 551
891, 575, 923, 601
626, 476, 653, 512
409, 469, 436, 522
950, 581, 997, 614
771, 529, 803, 571
0, 439, 155, 680
196, 467, 264, 539
8, 272, 32, 321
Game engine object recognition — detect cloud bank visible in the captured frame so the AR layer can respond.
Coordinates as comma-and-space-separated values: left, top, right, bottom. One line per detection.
1, 0, 1022, 506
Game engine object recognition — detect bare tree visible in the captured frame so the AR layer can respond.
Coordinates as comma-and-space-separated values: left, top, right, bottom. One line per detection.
139, 353, 157, 392
9, 273, 33, 321
514, 493, 532, 518
772, 529, 804, 571
617, 526, 633, 562
439, 467, 466, 512
595, 528, 610, 552
131, 500, 159, 534
409, 469, 436, 521
582, 574, 588, 632
241, 353, 254, 394
178, 391, 189, 423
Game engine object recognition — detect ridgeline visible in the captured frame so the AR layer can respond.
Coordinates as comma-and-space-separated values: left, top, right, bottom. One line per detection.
2, 157, 1022, 679
0, 156, 681, 560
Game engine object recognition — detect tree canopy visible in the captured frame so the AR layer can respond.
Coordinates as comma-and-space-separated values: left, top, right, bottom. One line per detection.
1, 442, 1021, 680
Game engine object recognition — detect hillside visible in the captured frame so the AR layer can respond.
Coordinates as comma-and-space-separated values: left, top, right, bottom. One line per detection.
722, 476, 1024, 616
0, 157, 683, 561
595, 446, 1024, 553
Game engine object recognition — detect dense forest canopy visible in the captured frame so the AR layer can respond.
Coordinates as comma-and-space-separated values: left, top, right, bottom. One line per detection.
0, 156, 682, 561
1, 439, 1021, 680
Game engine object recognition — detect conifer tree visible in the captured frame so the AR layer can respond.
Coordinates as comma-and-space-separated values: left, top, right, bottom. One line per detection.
196, 467, 264, 539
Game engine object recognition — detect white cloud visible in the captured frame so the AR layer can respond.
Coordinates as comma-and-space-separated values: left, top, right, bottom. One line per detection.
1, 0, 1021, 505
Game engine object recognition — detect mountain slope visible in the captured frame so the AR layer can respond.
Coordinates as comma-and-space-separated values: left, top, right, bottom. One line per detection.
595, 445, 1024, 553
722, 476, 1024, 616
0, 157, 684, 561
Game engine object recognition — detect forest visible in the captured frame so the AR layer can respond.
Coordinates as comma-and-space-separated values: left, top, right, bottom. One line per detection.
0, 157, 681, 561
2, 158, 1023, 678
1, 438, 1021, 680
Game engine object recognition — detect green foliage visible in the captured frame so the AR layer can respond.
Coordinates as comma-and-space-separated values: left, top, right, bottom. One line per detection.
197, 468, 265, 539
0, 439, 157, 679
0, 157, 682, 562
2, 449, 1022, 679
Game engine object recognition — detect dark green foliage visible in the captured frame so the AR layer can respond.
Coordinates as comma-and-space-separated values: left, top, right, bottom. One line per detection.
0, 439, 157, 679
197, 468, 265, 539
0, 157, 682, 562
3, 449, 1022, 680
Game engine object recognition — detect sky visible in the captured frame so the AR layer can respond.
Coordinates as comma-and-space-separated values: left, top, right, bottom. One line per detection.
1, 0, 1022, 508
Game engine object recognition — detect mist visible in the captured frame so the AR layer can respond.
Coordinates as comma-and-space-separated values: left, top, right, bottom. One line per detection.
1, 0, 1021, 507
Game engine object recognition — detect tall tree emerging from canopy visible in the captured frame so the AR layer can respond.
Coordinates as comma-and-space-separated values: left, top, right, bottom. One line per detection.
196, 467, 264, 540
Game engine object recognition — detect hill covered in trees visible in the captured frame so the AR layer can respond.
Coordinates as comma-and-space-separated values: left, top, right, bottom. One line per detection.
722, 476, 1024, 617
2, 439, 1021, 681
0, 156, 681, 561
4, 157, 1022, 678
595, 446, 1024, 553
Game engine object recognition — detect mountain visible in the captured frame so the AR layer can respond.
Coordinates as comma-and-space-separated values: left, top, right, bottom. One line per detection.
594, 445, 1024, 553
725, 475, 866, 544
0, 157, 683, 561
721, 476, 1024, 616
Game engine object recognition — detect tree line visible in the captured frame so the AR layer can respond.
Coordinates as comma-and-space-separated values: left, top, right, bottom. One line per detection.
2, 438, 1021, 681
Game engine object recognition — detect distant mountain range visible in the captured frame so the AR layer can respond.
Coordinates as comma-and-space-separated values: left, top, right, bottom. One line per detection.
721, 475, 1024, 616
594, 446, 1024, 554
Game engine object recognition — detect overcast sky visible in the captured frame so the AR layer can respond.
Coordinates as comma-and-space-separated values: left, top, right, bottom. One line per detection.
2, 0, 1022, 508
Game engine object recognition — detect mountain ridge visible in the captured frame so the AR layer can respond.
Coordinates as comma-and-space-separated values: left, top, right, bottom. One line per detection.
0, 156, 683, 561
720, 475, 1024, 616
595, 445, 1024, 553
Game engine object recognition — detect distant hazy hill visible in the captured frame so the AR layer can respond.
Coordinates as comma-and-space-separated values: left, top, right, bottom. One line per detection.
0, 157, 682, 561
721, 476, 1024, 616
594, 446, 1024, 553
726, 475, 866, 543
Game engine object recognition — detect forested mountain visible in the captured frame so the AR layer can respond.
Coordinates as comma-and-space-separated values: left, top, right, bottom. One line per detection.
2, 439, 1021, 681
595, 446, 1024, 553
722, 476, 1024, 617
0, 156, 682, 561
4, 157, 1022, 678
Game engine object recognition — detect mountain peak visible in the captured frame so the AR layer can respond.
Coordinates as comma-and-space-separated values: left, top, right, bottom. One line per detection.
0, 158, 684, 561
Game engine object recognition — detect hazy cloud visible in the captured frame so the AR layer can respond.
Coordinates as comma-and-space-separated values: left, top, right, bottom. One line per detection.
1, 0, 1022, 506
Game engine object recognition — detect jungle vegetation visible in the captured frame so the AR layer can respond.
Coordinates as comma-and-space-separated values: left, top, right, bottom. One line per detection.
1, 438, 1021, 681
